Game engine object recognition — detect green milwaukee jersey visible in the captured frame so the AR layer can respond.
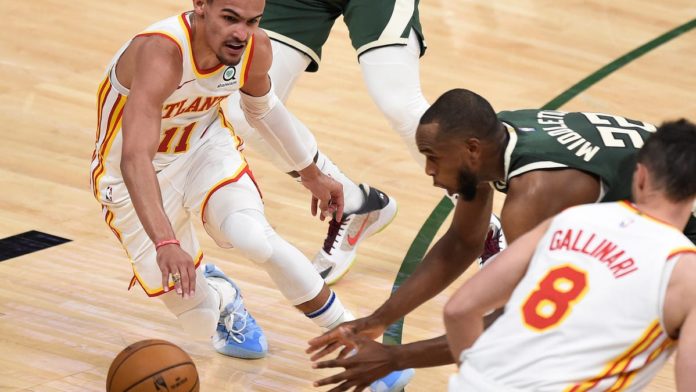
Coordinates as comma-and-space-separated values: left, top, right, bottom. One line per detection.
493, 109, 696, 244
493, 109, 657, 201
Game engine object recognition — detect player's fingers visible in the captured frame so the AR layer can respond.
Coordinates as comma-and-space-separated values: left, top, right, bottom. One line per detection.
311, 196, 319, 217
187, 264, 196, 297
354, 383, 369, 392
307, 328, 344, 351
318, 197, 331, 221
313, 369, 349, 387
309, 341, 344, 362
332, 191, 344, 222
179, 267, 191, 298
337, 345, 355, 359
173, 269, 183, 295
161, 267, 170, 292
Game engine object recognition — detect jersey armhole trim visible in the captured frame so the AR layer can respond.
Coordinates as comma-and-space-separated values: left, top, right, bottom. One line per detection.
239, 35, 255, 88
134, 32, 184, 60
508, 161, 568, 179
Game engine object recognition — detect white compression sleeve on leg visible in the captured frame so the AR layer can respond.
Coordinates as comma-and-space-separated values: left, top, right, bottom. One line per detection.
160, 270, 220, 341
205, 185, 325, 305
240, 87, 314, 172
359, 29, 429, 167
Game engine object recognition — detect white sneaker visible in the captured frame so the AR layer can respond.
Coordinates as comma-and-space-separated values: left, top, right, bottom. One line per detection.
313, 184, 397, 284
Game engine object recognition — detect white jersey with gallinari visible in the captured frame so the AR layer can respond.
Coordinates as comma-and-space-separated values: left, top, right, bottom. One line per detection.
451, 201, 696, 392
90, 11, 253, 204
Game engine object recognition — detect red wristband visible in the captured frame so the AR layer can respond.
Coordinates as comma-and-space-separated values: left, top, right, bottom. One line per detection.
155, 239, 180, 251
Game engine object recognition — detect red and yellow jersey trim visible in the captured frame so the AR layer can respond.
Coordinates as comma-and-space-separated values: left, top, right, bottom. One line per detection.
618, 201, 681, 232
199, 163, 252, 224
179, 12, 224, 78
91, 76, 127, 199
133, 31, 184, 59
667, 247, 696, 260
565, 319, 666, 391
217, 107, 244, 147
102, 205, 123, 243
128, 250, 204, 296
238, 34, 255, 88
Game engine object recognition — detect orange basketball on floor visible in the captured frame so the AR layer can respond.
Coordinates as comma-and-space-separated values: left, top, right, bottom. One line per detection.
107, 339, 199, 392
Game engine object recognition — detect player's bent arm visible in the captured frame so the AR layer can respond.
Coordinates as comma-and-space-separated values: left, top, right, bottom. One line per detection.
239, 31, 343, 218
370, 184, 494, 328
662, 253, 696, 390
120, 37, 182, 243
444, 218, 552, 361
676, 309, 696, 390
240, 31, 315, 173
501, 169, 600, 242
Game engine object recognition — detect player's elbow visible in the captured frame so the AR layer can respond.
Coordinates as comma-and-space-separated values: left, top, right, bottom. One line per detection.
119, 148, 149, 178
443, 294, 475, 326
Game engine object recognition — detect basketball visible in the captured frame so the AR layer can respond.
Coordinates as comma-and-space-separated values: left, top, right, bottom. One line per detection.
106, 339, 199, 392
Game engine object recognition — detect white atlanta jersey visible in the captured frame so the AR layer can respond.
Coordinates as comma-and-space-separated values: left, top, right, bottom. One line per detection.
90, 11, 253, 204
450, 201, 696, 392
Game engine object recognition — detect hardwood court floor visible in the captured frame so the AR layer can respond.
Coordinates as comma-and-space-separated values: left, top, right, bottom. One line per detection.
0, 0, 694, 390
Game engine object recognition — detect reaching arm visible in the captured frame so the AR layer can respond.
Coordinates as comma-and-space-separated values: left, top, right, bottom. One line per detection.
312, 335, 454, 390
307, 183, 493, 367
443, 218, 551, 361
371, 183, 495, 328
119, 36, 196, 296
240, 31, 343, 220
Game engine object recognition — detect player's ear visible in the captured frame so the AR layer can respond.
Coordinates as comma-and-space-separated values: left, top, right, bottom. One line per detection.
464, 137, 482, 165
193, 0, 207, 17
631, 163, 647, 197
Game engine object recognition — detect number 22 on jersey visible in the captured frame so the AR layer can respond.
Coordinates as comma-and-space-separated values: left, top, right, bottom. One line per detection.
521, 264, 588, 331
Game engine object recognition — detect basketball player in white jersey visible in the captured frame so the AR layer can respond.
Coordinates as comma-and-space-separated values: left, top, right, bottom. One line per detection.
90, 0, 368, 361
445, 119, 696, 391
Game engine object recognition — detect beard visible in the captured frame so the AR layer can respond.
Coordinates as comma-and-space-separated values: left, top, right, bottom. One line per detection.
216, 52, 241, 67
457, 168, 479, 201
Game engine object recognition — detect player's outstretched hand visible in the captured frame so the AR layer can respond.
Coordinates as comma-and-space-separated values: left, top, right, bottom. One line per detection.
306, 317, 385, 361
299, 164, 344, 222
311, 336, 399, 392
156, 244, 196, 298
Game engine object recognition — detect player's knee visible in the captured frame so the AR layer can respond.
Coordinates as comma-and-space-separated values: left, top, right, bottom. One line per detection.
220, 210, 274, 263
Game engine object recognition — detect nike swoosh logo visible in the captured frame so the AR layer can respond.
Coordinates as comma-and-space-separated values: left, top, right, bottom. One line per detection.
177, 79, 195, 89
347, 214, 371, 246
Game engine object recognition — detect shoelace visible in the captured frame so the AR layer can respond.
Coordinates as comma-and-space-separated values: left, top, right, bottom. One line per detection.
223, 299, 249, 344
322, 217, 348, 253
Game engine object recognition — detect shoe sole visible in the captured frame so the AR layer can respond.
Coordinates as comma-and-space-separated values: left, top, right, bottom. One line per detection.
325, 202, 399, 285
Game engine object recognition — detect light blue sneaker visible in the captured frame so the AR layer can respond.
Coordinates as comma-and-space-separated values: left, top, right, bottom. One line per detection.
204, 264, 268, 359
370, 368, 415, 392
